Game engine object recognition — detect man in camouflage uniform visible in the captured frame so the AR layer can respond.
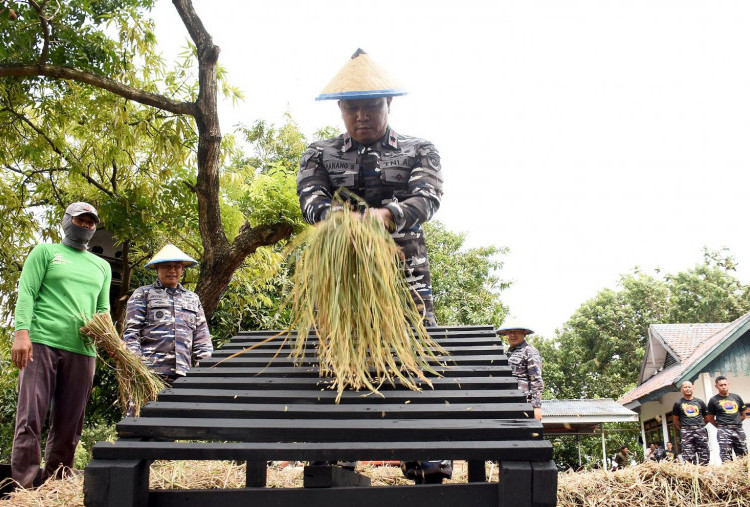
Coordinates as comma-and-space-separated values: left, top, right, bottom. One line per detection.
123, 244, 212, 404
496, 322, 544, 421
297, 49, 442, 326
672, 381, 710, 465
302, 48, 446, 482
707, 375, 747, 462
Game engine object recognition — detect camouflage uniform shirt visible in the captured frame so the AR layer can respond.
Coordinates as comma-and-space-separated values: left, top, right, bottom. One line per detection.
297, 127, 443, 323
123, 279, 212, 378
507, 340, 544, 408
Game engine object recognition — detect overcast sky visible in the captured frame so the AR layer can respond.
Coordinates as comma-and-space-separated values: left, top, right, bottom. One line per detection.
151, 0, 750, 337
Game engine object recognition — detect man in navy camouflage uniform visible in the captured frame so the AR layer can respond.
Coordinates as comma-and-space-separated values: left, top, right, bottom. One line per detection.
123, 244, 212, 406
301, 48, 446, 482
672, 380, 710, 465
707, 375, 747, 462
496, 322, 544, 421
297, 49, 442, 326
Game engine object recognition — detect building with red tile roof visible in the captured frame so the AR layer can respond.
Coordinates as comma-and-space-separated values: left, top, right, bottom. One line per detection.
618, 312, 750, 464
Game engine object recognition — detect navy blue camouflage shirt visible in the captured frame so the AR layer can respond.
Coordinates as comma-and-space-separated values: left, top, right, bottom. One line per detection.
297, 126, 443, 323
507, 340, 544, 408
123, 279, 212, 378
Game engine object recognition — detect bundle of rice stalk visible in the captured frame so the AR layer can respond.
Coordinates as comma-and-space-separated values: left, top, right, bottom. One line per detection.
81, 313, 166, 416
282, 200, 447, 402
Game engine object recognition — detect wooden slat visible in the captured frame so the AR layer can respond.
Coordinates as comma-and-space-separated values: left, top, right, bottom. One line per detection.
199, 354, 508, 367
499, 461, 532, 507
147, 482, 499, 507
171, 375, 517, 391
184, 365, 513, 378
531, 460, 558, 507
225, 336, 502, 349
213, 345, 505, 357
235, 325, 495, 336
153, 388, 526, 405
140, 401, 531, 420
116, 417, 543, 442
93, 440, 554, 462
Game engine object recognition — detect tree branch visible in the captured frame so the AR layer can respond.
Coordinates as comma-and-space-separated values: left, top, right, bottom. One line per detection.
111, 161, 118, 194
27, 0, 50, 64
0, 64, 197, 116
81, 168, 115, 197
172, 0, 225, 263
172, 0, 219, 62
229, 222, 294, 267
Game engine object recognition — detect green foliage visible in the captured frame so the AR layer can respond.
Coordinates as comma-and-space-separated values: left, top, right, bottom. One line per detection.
666, 247, 750, 324
209, 117, 311, 341
0, 1, 156, 71
235, 114, 309, 174
74, 422, 118, 469
0, 329, 18, 463
537, 272, 668, 400
424, 221, 509, 327
210, 246, 292, 343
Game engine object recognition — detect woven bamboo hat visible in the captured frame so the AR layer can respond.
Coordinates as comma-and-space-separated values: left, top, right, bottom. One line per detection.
495, 318, 534, 336
145, 243, 198, 269
316, 48, 407, 101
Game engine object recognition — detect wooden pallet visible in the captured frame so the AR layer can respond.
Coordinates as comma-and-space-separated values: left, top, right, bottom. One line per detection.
84, 326, 557, 506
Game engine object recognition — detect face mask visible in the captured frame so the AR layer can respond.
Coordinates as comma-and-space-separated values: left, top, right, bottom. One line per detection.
61, 214, 95, 250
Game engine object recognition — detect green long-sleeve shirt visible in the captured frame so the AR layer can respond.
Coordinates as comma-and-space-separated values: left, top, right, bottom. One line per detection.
14, 243, 111, 357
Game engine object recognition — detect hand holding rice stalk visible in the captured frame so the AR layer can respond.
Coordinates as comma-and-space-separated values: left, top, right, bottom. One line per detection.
81, 312, 166, 416
284, 195, 447, 402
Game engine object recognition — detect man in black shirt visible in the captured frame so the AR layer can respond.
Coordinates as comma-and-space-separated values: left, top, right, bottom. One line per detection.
663, 441, 676, 462
707, 376, 747, 462
672, 380, 710, 465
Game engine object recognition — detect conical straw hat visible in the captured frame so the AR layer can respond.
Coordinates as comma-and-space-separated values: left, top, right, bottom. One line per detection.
316, 48, 407, 101
145, 243, 198, 269
495, 317, 534, 336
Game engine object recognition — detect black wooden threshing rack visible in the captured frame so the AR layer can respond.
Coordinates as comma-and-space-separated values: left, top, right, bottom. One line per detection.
84, 325, 557, 506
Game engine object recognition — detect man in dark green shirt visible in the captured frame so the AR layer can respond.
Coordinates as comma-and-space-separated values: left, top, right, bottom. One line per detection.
11, 202, 111, 489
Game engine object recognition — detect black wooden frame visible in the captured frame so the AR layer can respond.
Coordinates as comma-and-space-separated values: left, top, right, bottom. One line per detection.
84, 326, 557, 506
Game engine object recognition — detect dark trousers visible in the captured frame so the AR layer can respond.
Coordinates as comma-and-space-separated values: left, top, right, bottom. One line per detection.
717, 425, 748, 462
11, 343, 96, 488
680, 426, 710, 465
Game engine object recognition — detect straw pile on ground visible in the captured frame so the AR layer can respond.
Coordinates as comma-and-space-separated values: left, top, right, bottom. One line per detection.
282, 203, 446, 402
3, 458, 749, 505
558, 457, 750, 506
80, 313, 166, 416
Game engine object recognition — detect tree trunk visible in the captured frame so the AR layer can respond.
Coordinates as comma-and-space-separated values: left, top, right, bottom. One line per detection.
112, 240, 133, 333
175, 0, 293, 318
196, 222, 294, 318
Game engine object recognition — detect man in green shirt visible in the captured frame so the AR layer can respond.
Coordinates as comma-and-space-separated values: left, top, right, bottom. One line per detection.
10, 202, 111, 489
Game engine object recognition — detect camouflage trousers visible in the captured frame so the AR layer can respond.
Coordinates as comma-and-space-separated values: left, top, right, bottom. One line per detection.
717, 425, 748, 462
680, 426, 710, 465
